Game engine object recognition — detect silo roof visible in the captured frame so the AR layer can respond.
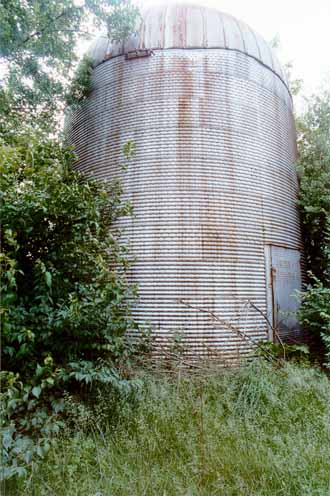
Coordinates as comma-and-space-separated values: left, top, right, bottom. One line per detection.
88, 3, 287, 86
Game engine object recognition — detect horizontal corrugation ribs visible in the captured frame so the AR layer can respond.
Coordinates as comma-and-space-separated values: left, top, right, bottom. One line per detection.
68, 48, 301, 358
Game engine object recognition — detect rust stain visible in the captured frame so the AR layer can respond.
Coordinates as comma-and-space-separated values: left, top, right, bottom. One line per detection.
70, 5, 301, 359
179, 5, 187, 47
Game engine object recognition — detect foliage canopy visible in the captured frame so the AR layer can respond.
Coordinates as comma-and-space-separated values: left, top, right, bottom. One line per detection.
0, 129, 139, 479
297, 91, 330, 283
0, 0, 139, 134
297, 90, 330, 360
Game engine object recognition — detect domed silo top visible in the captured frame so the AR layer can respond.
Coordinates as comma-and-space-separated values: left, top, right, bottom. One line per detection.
88, 3, 288, 89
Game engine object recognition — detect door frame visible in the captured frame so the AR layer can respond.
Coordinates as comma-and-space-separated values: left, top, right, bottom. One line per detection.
264, 243, 303, 342
264, 245, 275, 341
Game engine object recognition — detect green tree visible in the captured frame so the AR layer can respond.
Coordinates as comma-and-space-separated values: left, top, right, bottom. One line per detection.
0, 0, 139, 135
297, 91, 330, 283
297, 90, 330, 360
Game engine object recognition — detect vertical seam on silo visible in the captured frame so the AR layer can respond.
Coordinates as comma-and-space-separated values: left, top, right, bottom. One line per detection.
140, 16, 146, 49
221, 12, 227, 48
202, 7, 207, 47
162, 4, 166, 48
249, 27, 262, 61
233, 18, 246, 52
267, 43, 276, 73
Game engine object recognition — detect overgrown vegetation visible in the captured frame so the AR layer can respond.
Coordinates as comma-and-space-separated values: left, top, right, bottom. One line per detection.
0, 129, 140, 479
6, 361, 330, 495
297, 90, 330, 360
65, 56, 94, 109
297, 91, 330, 283
0, 0, 140, 481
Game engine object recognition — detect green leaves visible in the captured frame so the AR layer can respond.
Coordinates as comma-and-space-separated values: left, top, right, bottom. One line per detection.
1, 366, 63, 480
1, 133, 135, 372
298, 277, 330, 332
0, 131, 138, 480
32, 386, 42, 399
45, 271, 52, 289
65, 56, 94, 109
297, 90, 330, 284
296, 90, 330, 362
122, 140, 136, 160
0, 0, 139, 136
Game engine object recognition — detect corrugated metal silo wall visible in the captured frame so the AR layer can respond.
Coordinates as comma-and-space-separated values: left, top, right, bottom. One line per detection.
69, 48, 301, 358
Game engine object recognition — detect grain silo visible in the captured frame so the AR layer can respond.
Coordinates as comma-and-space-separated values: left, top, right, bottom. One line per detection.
68, 3, 303, 358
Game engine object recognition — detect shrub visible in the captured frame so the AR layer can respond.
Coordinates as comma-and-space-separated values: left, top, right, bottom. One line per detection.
297, 91, 330, 284
296, 90, 330, 355
298, 276, 330, 365
65, 56, 94, 110
0, 132, 139, 479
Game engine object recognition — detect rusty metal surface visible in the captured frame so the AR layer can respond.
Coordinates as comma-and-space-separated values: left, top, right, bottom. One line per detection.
88, 4, 288, 87
265, 245, 302, 341
68, 6, 302, 358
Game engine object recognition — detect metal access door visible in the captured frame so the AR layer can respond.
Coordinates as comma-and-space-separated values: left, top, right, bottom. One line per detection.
265, 245, 302, 341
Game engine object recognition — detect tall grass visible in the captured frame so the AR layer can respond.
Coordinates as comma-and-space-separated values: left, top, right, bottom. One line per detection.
10, 361, 330, 495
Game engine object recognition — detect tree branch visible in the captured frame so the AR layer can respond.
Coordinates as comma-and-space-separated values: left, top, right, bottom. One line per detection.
21, 10, 69, 45
246, 299, 286, 357
178, 299, 277, 362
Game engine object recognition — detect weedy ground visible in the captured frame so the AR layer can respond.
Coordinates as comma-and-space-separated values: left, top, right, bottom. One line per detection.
7, 360, 330, 495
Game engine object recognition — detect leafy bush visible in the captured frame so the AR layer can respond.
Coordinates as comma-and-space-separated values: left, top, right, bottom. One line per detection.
298, 277, 330, 335
65, 56, 94, 109
297, 91, 330, 283
256, 341, 310, 364
0, 0, 142, 483
296, 90, 330, 355
298, 276, 330, 365
1, 365, 64, 480
0, 132, 139, 479
1, 133, 136, 372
